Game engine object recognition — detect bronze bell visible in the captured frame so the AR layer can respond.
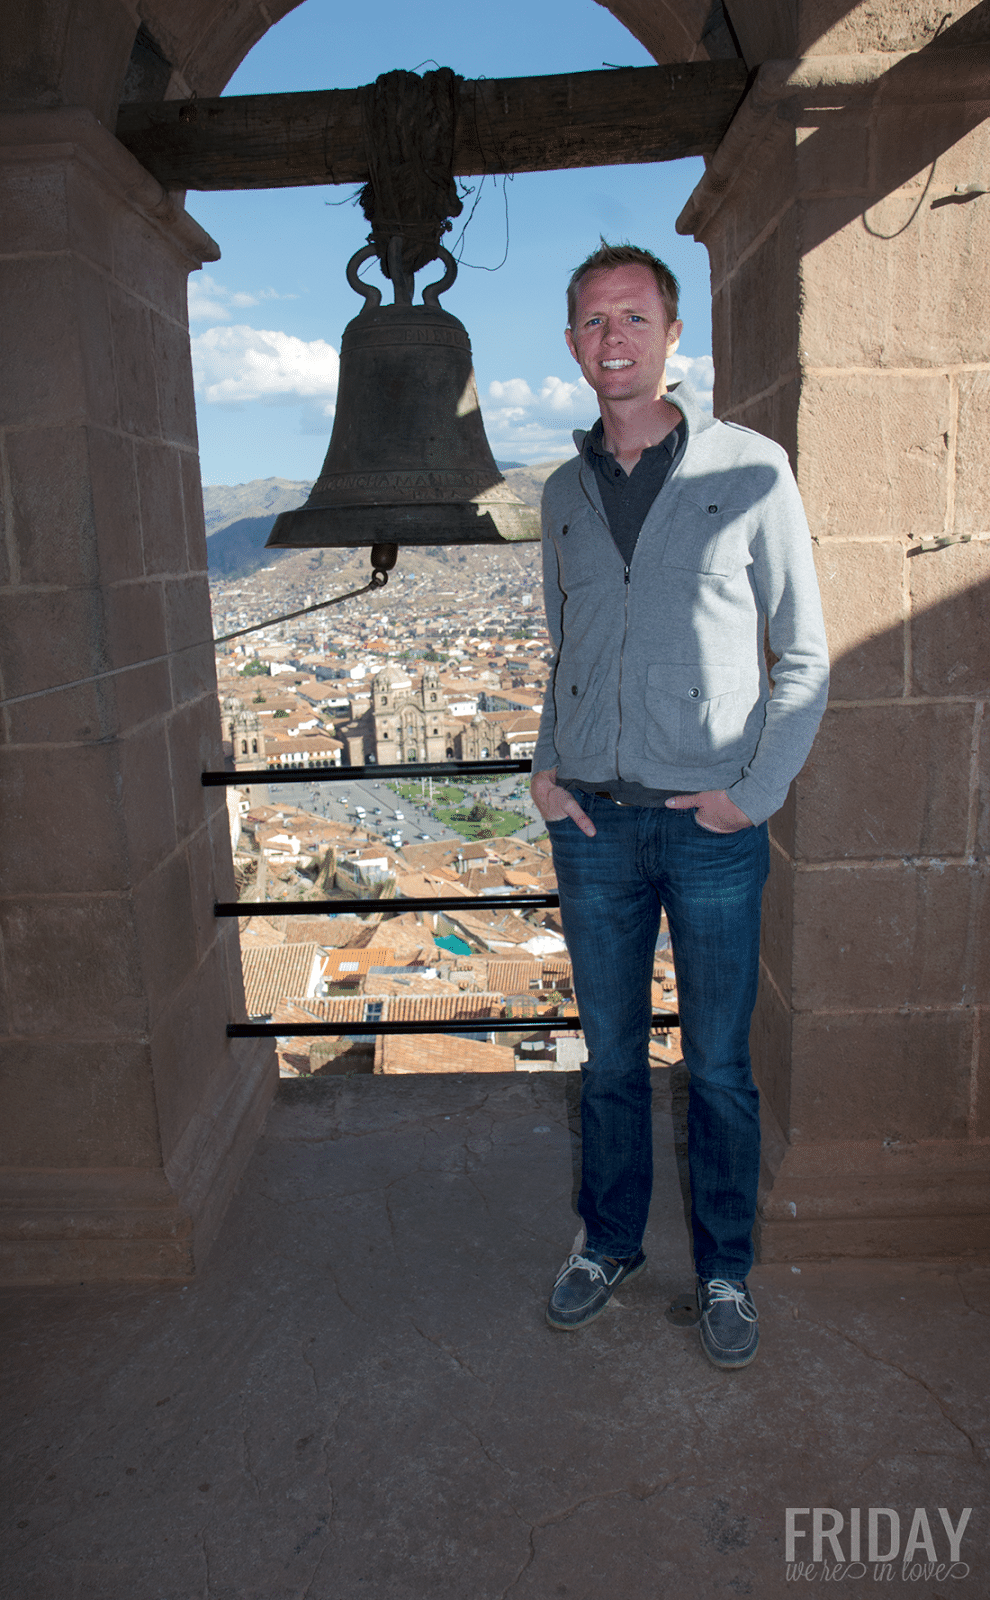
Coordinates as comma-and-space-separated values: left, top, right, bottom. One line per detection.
266, 242, 540, 555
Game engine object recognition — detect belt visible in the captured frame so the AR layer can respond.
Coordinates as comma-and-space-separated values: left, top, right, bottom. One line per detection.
594, 790, 630, 806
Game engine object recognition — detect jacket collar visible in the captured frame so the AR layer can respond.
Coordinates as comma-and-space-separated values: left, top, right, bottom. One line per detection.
571, 379, 712, 456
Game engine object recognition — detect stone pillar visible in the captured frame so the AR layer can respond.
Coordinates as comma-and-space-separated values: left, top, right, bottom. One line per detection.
0, 108, 276, 1282
678, 43, 990, 1258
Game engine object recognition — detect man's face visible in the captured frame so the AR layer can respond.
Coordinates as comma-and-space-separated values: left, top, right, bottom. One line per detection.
565, 263, 683, 405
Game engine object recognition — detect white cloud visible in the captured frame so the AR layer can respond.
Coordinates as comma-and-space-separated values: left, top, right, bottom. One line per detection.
483, 357, 715, 462
488, 375, 595, 418
485, 375, 598, 455
187, 275, 297, 323
667, 353, 714, 402
539, 375, 595, 413
488, 377, 536, 408
191, 325, 340, 412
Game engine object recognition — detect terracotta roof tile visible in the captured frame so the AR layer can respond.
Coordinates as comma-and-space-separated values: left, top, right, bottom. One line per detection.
288, 996, 366, 1025
241, 944, 325, 1018
486, 959, 540, 995
376, 1034, 515, 1074
275, 993, 503, 1025
384, 993, 501, 1022
324, 947, 396, 980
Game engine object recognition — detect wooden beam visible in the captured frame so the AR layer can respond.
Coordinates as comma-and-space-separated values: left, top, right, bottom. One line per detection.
116, 62, 748, 191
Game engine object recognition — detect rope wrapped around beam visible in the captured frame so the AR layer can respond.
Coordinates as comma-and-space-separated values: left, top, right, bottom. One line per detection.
359, 66, 464, 280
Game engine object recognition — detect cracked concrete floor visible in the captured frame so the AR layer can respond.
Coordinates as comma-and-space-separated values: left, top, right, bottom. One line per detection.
3, 1072, 988, 1599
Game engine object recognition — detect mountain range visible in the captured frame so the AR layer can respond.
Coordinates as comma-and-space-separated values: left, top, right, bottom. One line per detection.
202, 463, 567, 579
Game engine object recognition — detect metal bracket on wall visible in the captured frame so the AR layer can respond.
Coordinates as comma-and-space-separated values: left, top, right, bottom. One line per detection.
909, 534, 988, 556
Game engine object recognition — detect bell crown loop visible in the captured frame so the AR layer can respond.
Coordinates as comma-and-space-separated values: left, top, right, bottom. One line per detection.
345, 240, 459, 317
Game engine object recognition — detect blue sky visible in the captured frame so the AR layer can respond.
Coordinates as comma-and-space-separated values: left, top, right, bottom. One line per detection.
186, 0, 714, 485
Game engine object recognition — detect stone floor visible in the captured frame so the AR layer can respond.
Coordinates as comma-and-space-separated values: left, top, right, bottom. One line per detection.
3, 1072, 987, 1599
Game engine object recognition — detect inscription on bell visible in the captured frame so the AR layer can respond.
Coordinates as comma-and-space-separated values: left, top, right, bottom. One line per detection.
322, 470, 498, 494
347, 325, 468, 348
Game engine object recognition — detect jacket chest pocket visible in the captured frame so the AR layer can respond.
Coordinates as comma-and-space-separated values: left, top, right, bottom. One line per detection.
661, 496, 750, 577
552, 516, 620, 592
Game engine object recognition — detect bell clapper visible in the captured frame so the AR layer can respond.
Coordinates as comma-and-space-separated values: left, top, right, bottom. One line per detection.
370, 542, 399, 586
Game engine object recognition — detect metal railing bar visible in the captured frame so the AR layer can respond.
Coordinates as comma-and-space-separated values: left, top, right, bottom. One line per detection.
216, 891, 559, 917
203, 758, 533, 787
228, 1012, 679, 1038
209, 753, 682, 1050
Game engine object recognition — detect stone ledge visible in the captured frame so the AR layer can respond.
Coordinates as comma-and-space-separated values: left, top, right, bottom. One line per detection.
757, 1143, 990, 1261
758, 1211, 990, 1260
164, 1033, 278, 1268
755, 1075, 990, 1261
762, 1170, 990, 1222
0, 106, 219, 265
677, 45, 990, 238
0, 1037, 277, 1285
0, 1167, 196, 1285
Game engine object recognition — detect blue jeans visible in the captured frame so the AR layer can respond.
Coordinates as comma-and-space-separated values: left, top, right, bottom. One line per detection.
548, 791, 769, 1281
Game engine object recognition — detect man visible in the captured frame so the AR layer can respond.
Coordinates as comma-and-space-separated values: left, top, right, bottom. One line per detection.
531, 242, 829, 1368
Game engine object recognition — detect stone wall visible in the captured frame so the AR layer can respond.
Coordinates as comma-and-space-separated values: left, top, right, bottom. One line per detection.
679, 41, 990, 1256
0, 109, 276, 1282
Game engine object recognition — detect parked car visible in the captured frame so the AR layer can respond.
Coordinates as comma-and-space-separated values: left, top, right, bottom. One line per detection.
394, 811, 404, 820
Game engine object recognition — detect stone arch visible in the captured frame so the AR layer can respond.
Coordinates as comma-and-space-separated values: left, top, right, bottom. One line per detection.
25, 0, 672, 137
4, 0, 990, 1284
135, 1, 667, 112
12, 0, 716, 137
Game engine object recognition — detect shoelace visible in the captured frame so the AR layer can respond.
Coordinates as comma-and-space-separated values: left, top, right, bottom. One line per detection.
554, 1252, 612, 1288
702, 1278, 758, 1321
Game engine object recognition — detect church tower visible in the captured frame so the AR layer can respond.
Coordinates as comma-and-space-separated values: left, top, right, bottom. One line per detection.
420, 667, 447, 763
230, 708, 265, 769
372, 664, 403, 763
419, 665, 447, 758
227, 707, 268, 805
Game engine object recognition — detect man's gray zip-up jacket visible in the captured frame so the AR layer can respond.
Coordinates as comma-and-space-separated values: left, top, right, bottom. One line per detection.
531, 383, 829, 826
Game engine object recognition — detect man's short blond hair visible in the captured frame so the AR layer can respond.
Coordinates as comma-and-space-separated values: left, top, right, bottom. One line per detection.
566, 241, 680, 330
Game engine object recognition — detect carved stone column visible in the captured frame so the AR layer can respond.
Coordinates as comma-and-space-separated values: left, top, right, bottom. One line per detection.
0, 109, 276, 1282
678, 45, 990, 1257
